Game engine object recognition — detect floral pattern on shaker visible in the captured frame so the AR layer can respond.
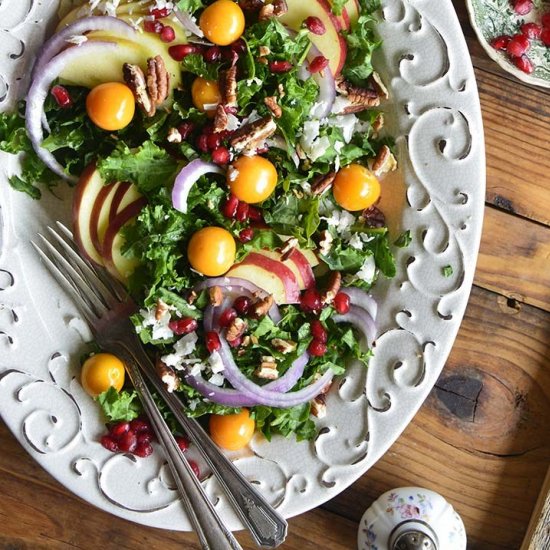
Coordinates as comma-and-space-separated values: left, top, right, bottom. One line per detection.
385, 492, 434, 521
361, 520, 378, 550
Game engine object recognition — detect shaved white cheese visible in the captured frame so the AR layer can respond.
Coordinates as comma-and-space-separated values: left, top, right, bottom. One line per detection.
66, 35, 88, 46
138, 307, 174, 340
322, 209, 356, 235
348, 233, 364, 250
174, 331, 198, 356
330, 114, 358, 143
226, 113, 241, 131
331, 95, 354, 115
356, 255, 376, 284
209, 373, 225, 387
209, 351, 225, 374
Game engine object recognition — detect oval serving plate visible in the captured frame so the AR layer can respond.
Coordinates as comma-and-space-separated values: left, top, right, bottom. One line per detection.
0, 0, 485, 531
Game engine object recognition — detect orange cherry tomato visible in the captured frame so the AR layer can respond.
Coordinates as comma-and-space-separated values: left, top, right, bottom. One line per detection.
191, 77, 221, 116
187, 226, 236, 276
86, 82, 135, 131
228, 155, 278, 204
209, 408, 255, 451
199, 0, 245, 46
332, 164, 381, 211
81, 353, 125, 398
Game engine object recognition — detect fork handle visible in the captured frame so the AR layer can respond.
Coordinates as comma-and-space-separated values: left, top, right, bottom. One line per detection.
113, 344, 243, 550
127, 343, 288, 549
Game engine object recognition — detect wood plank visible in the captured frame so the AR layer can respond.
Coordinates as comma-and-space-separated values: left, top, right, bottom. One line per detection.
476, 206, 550, 312
0, 421, 356, 550
521, 466, 550, 550
323, 285, 550, 549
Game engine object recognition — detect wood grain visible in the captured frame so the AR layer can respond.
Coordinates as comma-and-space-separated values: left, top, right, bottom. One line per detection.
521, 467, 550, 550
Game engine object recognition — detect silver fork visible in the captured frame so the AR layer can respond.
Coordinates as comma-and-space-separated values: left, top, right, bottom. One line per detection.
33, 222, 288, 549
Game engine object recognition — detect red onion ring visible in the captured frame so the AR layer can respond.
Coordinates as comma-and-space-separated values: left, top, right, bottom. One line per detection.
333, 304, 376, 347
340, 287, 378, 321
25, 41, 118, 182
172, 159, 224, 214
31, 16, 136, 81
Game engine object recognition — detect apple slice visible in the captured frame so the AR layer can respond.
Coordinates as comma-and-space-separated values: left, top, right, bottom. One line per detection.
327, 0, 351, 30
226, 252, 301, 304
102, 198, 147, 282
280, 0, 347, 75
250, 249, 308, 290
109, 181, 140, 219
286, 249, 316, 289
345, 0, 360, 24
73, 164, 111, 266
89, 180, 124, 259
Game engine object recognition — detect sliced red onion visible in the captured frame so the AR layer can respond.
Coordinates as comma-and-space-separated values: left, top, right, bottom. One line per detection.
340, 287, 378, 321
333, 304, 376, 347
217, 338, 333, 407
31, 16, 136, 81
25, 41, 118, 182
194, 277, 281, 323
264, 351, 309, 393
172, 159, 224, 214
173, 7, 204, 38
297, 43, 335, 119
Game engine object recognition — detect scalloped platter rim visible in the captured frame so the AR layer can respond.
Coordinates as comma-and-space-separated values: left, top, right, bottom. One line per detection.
0, 0, 485, 533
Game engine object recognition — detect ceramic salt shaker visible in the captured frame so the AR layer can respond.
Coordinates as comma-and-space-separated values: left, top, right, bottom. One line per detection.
357, 487, 466, 550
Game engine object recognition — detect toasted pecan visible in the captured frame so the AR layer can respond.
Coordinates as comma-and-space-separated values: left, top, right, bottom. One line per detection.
264, 96, 282, 118
311, 171, 336, 196
230, 115, 277, 154
123, 62, 154, 116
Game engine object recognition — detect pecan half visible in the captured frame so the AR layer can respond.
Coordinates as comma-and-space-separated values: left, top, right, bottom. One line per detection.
370, 72, 389, 100
311, 171, 336, 196
230, 115, 277, 154
318, 230, 334, 256
123, 62, 154, 116
213, 104, 229, 133
187, 289, 198, 305
219, 66, 238, 107
310, 393, 327, 418
372, 113, 384, 134
336, 76, 380, 112
239, 0, 264, 10
167, 127, 182, 143
264, 96, 282, 118
259, 0, 288, 20
361, 205, 386, 228
271, 338, 297, 354
147, 55, 170, 107
370, 145, 397, 177
321, 271, 342, 305
154, 299, 169, 321
226, 317, 247, 342
251, 294, 274, 319
255, 356, 279, 380
156, 358, 179, 393
208, 286, 223, 306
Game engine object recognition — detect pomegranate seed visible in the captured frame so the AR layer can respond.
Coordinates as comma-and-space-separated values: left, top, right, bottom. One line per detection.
222, 48, 240, 65
51, 85, 72, 108
176, 435, 190, 453
144, 20, 163, 33
100, 435, 119, 452
110, 421, 130, 438
236, 202, 250, 222
188, 460, 200, 477
309, 55, 329, 73
206, 331, 221, 353
204, 46, 222, 63
308, 340, 327, 357
490, 35, 511, 50
222, 194, 240, 218
542, 13, 550, 27
541, 27, 550, 46
197, 133, 209, 153
169, 317, 198, 335
304, 16, 326, 35
207, 133, 222, 150
137, 432, 153, 445
118, 430, 138, 453
521, 23, 542, 39
255, 145, 269, 155
233, 296, 252, 315
169, 44, 199, 61
300, 288, 322, 313
130, 418, 152, 434
334, 292, 351, 314
212, 146, 230, 165
310, 319, 327, 343
134, 442, 154, 458
513, 0, 533, 15
219, 308, 237, 327
513, 55, 534, 74
178, 121, 196, 140
231, 39, 247, 55
248, 206, 263, 222
151, 7, 171, 18
269, 60, 293, 73
228, 335, 243, 348
160, 25, 176, 43
239, 227, 254, 243
507, 34, 530, 57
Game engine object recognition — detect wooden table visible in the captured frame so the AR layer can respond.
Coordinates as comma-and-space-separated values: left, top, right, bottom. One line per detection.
1, 2, 549, 549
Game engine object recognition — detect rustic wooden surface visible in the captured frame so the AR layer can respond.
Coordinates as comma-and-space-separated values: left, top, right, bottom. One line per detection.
1, 2, 549, 549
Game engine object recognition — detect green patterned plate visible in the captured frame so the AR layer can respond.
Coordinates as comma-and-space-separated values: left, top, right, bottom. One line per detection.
466, 0, 550, 87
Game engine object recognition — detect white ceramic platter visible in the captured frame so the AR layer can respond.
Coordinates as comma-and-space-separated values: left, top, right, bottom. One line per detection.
0, 0, 485, 532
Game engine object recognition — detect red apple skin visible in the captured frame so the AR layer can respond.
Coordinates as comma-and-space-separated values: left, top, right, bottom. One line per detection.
230, 252, 301, 303
108, 180, 131, 221
286, 248, 315, 289
347, 0, 360, 23
73, 163, 107, 266
102, 197, 147, 282
89, 181, 121, 258
328, 0, 350, 30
